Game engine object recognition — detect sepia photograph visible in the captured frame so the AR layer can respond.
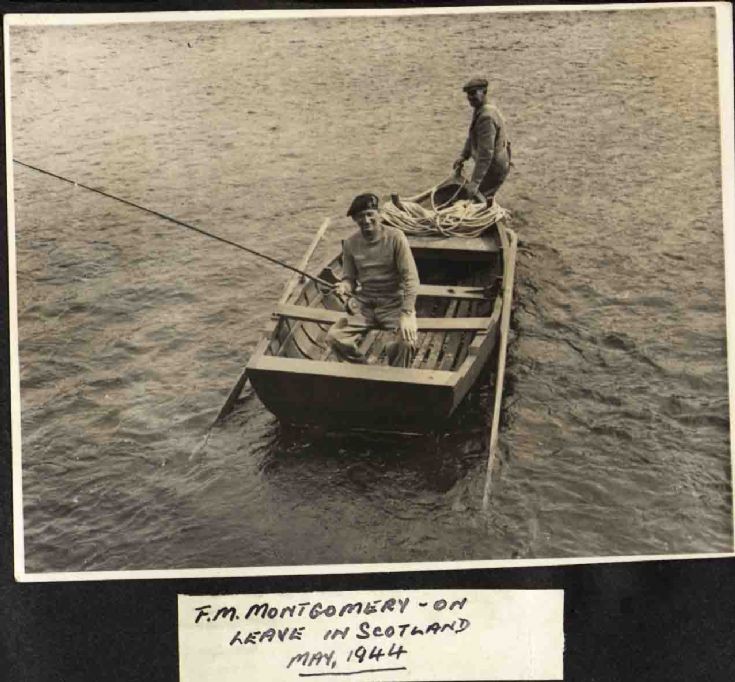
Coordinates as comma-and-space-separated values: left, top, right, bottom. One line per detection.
6, 4, 733, 579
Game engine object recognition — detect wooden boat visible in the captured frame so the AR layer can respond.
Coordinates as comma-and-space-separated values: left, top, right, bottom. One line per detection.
218, 189, 517, 433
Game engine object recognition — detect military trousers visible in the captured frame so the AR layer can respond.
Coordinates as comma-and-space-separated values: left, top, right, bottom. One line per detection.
326, 295, 415, 368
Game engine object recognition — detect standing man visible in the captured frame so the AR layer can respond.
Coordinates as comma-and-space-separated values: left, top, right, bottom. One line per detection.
453, 77, 511, 204
327, 193, 419, 367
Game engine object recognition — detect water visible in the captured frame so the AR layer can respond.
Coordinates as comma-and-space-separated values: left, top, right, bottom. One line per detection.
10, 8, 731, 573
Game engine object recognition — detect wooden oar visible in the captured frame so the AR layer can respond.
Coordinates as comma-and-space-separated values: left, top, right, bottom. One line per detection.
277, 218, 332, 305
482, 221, 518, 510
211, 217, 331, 426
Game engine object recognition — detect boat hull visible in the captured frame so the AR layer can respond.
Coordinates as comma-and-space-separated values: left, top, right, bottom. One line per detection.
241, 224, 510, 431
247, 357, 460, 431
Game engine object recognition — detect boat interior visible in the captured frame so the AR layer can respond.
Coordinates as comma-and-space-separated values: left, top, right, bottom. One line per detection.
265, 236, 503, 373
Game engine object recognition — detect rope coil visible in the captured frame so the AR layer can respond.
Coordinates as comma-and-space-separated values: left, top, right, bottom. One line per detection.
381, 176, 510, 238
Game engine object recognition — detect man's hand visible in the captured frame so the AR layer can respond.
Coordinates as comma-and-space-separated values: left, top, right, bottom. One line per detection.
334, 280, 353, 298
399, 311, 418, 347
453, 158, 466, 173
464, 180, 490, 206
465, 180, 480, 199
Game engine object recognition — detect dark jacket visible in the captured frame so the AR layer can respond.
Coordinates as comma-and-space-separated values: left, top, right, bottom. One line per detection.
461, 103, 510, 185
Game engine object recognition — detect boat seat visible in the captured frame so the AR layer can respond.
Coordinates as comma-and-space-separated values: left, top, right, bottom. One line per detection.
417, 284, 488, 300
407, 235, 500, 255
275, 303, 493, 331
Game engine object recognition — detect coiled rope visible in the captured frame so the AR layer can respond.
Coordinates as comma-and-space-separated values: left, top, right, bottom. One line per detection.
381, 175, 510, 238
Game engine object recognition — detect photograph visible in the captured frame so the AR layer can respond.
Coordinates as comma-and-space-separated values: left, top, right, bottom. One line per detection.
6, 4, 733, 579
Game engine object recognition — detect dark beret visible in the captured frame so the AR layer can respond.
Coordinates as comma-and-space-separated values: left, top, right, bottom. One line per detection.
462, 77, 488, 92
346, 193, 379, 217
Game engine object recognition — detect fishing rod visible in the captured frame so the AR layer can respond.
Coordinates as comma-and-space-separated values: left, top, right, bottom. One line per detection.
13, 159, 337, 290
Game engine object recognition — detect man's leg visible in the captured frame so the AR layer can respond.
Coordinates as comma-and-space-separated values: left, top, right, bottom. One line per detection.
374, 297, 416, 368
326, 317, 370, 363
479, 159, 510, 201
385, 335, 416, 368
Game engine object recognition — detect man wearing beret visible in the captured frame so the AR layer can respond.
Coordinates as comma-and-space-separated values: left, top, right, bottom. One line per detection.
326, 193, 419, 367
453, 77, 511, 203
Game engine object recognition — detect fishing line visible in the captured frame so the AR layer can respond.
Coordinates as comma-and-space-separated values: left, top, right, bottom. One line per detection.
13, 158, 336, 289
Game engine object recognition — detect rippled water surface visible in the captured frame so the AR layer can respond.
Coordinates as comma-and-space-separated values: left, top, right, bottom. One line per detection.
10, 8, 731, 573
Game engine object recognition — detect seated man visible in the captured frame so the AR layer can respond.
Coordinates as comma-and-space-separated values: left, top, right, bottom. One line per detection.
326, 193, 419, 367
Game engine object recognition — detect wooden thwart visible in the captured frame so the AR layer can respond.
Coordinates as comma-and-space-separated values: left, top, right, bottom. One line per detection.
249, 355, 455, 384
417, 284, 487, 300
275, 303, 493, 331
407, 235, 500, 253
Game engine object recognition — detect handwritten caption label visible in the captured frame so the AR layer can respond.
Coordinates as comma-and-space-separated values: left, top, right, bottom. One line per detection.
178, 590, 563, 681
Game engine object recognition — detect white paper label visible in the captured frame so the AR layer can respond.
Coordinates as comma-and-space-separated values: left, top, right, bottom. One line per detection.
178, 590, 564, 681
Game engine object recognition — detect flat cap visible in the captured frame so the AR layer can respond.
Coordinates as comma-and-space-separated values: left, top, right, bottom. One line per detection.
462, 77, 488, 92
346, 193, 379, 217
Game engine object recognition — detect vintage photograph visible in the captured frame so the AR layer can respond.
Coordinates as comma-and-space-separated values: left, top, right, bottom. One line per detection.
7, 5, 733, 578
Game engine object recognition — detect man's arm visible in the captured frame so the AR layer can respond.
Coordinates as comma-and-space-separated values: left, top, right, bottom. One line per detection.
469, 112, 498, 184
392, 231, 419, 346
394, 231, 419, 314
460, 135, 472, 162
454, 132, 472, 172
337, 242, 357, 296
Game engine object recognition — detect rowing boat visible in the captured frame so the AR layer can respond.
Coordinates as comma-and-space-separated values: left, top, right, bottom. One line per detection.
16, 158, 516, 436
219, 186, 517, 433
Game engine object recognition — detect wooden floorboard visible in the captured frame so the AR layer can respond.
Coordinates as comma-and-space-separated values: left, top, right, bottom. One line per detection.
413, 295, 450, 368
450, 297, 481, 369
422, 299, 458, 370
411, 330, 435, 368
440, 300, 473, 371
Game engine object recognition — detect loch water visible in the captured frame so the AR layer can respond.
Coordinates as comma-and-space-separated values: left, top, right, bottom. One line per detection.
10, 8, 731, 573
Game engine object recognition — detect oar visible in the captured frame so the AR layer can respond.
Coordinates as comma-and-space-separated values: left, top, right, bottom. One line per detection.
12, 160, 343, 451
210, 217, 332, 427
482, 221, 518, 510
